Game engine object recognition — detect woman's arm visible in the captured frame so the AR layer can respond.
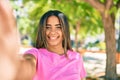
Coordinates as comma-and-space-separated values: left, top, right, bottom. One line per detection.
0, 0, 19, 80
15, 54, 37, 80
0, 0, 36, 80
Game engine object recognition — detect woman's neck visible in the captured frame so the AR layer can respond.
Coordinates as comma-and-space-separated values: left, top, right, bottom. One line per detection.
47, 46, 64, 55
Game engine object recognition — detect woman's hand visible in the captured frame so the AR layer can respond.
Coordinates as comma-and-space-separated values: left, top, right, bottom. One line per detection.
0, 0, 20, 80
0, 1, 36, 80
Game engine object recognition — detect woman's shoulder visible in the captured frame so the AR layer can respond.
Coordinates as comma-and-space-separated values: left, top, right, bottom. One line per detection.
24, 48, 40, 56
24, 48, 46, 59
67, 50, 81, 59
25, 48, 48, 55
25, 47, 39, 53
68, 50, 80, 55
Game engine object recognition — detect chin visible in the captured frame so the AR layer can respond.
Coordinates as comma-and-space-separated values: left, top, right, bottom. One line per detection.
47, 42, 62, 47
48, 43, 59, 46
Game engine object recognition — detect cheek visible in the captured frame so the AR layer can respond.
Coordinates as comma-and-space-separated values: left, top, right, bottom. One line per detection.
45, 31, 48, 41
60, 32, 64, 40
59, 33, 64, 40
45, 31, 49, 36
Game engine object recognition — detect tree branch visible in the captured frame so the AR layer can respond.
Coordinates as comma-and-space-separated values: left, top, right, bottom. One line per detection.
84, 0, 105, 13
106, 0, 113, 10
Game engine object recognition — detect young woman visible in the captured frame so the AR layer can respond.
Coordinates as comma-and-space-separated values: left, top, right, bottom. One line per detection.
23, 10, 86, 80
0, 0, 86, 80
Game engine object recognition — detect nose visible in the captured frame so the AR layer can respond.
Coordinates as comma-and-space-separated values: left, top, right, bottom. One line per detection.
50, 28, 57, 35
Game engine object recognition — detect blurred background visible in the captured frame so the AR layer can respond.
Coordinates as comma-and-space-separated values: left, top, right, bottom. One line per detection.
10, 0, 120, 80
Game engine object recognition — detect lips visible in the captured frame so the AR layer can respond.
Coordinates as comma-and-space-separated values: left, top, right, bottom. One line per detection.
48, 36, 59, 40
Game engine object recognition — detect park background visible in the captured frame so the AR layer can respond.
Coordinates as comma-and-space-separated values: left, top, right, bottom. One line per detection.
10, 0, 120, 80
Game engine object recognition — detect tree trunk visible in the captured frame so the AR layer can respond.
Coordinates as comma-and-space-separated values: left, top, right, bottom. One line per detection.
84, 0, 118, 79
101, 13, 117, 80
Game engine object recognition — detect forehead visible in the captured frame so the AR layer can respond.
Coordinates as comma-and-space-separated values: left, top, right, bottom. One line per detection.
46, 16, 60, 24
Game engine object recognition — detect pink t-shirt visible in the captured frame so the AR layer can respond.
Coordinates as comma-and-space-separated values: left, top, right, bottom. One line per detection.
25, 48, 86, 80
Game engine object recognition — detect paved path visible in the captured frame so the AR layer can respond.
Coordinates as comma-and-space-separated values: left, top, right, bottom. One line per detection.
83, 52, 120, 78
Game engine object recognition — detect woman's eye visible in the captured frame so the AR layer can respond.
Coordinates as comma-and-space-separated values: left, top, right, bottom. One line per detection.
56, 27, 62, 31
46, 26, 51, 29
46, 27, 49, 29
56, 25, 62, 29
57, 27, 61, 29
45, 25, 62, 31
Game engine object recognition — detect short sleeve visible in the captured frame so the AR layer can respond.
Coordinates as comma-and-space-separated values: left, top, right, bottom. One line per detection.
24, 48, 39, 60
79, 54, 86, 78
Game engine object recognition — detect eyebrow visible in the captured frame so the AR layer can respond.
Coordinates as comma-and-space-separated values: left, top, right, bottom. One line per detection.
46, 24, 61, 26
55, 24, 61, 26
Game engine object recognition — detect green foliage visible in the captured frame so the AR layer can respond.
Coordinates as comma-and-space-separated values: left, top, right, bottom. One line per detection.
100, 0, 105, 3
114, 0, 120, 5
11, 0, 105, 47
109, 6, 118, 16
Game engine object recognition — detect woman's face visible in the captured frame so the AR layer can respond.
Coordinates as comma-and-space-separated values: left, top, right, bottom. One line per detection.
45, 16, 63, 48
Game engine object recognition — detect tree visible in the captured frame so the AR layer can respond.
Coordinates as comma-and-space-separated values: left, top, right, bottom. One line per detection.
84, 0, 120, 80
24, 0, 103, 50
12, 0, 104, 50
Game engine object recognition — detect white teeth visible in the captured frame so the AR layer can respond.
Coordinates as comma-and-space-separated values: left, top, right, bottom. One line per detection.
50, 37, 57, 40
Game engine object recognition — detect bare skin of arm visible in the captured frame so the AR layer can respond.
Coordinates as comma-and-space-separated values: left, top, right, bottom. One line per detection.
0, 0, 36, 80
15, 54, 37, 80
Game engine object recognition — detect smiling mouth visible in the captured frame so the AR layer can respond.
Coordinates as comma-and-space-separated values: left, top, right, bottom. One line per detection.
48, 36, 59, 40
